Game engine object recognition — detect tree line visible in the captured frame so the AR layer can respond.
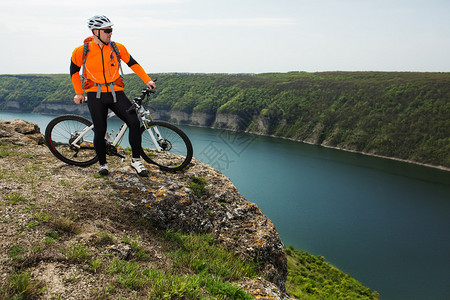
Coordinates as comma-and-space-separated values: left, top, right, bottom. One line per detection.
0, 72, 449, 168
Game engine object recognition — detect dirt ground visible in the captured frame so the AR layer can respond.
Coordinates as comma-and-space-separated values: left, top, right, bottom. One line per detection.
0, 142, 178, 298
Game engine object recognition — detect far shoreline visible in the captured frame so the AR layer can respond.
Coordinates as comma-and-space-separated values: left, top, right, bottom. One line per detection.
1, 109, 449, 173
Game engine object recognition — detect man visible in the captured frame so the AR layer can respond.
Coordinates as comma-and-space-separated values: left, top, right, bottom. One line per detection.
70, 15, 155, 176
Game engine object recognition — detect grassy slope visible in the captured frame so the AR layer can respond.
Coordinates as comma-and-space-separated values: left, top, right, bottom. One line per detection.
285, 246, 379, 299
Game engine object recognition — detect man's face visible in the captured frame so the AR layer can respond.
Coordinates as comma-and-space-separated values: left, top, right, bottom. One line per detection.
97, 27, 113, 44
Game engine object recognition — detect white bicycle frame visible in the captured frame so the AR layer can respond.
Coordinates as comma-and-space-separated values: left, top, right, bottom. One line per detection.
69, 107, 164, 152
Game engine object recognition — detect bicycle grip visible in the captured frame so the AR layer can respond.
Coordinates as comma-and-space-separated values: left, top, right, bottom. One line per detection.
142, 87, 156, 94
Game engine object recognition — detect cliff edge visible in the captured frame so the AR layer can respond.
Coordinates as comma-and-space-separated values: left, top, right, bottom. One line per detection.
0, 120, 290, 299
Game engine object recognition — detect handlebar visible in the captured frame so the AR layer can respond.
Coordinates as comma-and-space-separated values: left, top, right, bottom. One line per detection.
142, 87, 156, 95
126, 86, 156, 113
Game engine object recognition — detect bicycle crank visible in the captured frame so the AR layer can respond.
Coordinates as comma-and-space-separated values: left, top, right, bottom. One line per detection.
106, 144, 125, 159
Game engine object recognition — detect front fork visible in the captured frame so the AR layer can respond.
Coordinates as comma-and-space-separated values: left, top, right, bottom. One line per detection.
141, 114, 163, 152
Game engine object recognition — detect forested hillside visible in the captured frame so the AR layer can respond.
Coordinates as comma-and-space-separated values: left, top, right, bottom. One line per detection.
0, 72, 449, 168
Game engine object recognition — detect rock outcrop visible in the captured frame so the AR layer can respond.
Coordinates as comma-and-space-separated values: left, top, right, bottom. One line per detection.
113, 159, 288, 292
0, 119, 45, 145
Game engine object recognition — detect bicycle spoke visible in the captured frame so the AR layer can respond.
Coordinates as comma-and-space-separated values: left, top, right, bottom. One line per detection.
45, 115, 98, 166
140, 121, 193, 170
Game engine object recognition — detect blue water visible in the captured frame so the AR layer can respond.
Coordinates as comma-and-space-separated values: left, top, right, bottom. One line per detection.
2, 112, 450, 299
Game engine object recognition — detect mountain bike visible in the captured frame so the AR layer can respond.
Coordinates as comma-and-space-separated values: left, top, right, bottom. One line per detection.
44, 87, 193, 171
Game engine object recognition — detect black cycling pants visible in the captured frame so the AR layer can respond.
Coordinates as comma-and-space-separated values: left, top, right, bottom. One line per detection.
87, 91, 141, 165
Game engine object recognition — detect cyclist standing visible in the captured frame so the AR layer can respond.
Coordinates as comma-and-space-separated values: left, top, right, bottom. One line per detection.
70, 15, 155, 177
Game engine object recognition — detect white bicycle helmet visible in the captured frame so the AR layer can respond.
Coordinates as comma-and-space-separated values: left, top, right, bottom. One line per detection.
87, 15, 113, 30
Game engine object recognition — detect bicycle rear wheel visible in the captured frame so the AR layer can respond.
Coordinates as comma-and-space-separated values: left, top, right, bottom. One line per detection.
45, 115, 98, 167
140, 121, 193, 171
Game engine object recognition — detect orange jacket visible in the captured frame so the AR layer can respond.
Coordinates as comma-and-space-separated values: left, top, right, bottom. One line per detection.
70, 39, 151, 95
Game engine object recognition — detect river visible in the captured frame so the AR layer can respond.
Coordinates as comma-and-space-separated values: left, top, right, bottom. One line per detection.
1, 111, 449, 299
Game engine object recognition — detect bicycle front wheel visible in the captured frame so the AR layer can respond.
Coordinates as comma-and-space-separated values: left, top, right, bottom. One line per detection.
140, 121, 193, 171
45, 115, 98, 167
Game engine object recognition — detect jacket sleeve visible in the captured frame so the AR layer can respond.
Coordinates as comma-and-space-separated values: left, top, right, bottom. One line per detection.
70, 47, 84, 95
130, 62, 152, 84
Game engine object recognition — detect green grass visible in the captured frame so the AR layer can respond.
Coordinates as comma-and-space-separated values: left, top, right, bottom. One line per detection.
164, 230, 258, 299
8, 244, 27, 261
90, 258, 103, 273
59, 179, 70, 186
46, 230, 59, 240
26, 210, 51, 229
0, 142, 19, 158
6, 193, 29, 205
189, 176, 209, 197
285, 246, 380, 299
165, 231, 257, 281
103, 231, 257, 299
108, 258, 253, 299
109, 258, 147, 290
6, 271, 45, 299
61, 243, 91, 263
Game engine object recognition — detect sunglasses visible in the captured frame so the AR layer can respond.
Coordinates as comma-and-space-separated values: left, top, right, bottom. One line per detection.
100, 28, 113, 33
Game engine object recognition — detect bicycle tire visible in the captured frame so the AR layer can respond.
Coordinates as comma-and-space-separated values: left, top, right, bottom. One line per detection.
140, 121, 193, 171
45, 114, 98, 167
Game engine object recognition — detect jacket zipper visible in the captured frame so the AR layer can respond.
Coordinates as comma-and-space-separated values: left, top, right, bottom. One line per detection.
100, 45, 109, 93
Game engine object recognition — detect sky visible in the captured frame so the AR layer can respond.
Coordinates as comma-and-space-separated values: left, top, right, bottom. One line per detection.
0, 0, 449, 75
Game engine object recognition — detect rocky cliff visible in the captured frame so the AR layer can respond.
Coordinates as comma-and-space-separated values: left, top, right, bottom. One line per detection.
33, 105, 242, 131
114, 160, 288, 289
35, 103, 90, 116
0, 120, 290, 299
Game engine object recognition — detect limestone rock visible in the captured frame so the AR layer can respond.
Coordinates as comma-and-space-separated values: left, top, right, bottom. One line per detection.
237, 277, 296, 300
112, 160, 288, 292
0, 120, 45, 145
